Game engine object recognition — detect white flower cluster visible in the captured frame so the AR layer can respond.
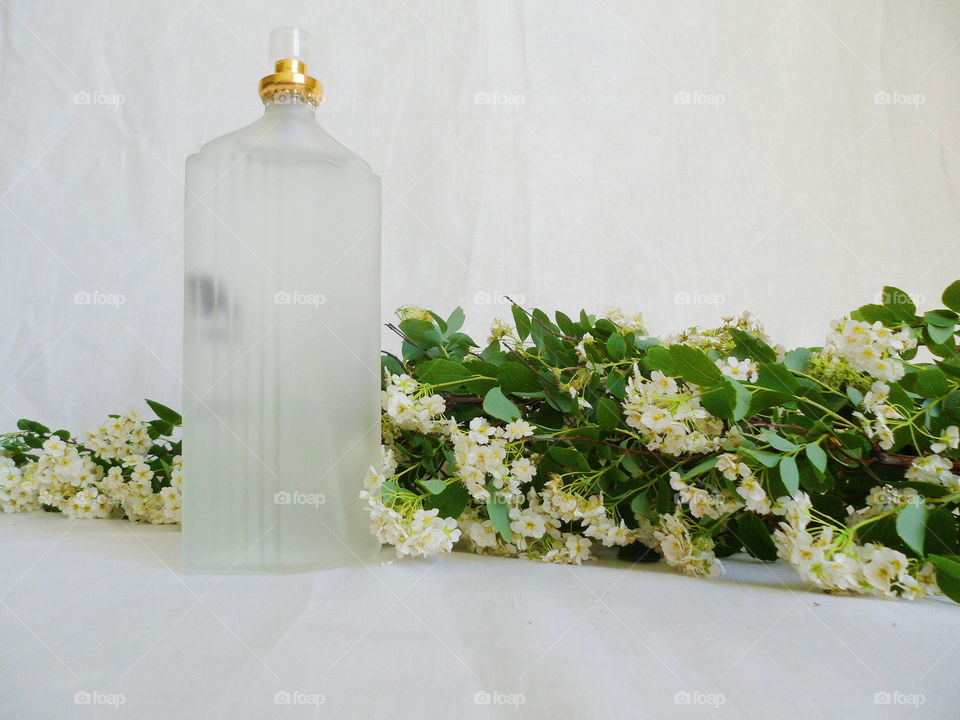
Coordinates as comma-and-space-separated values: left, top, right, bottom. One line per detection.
651, 510, 723, 577
667, 454, 772, 520
852, 381, 902, 450
0, 457, 39, 512
622, 369, 724, 456
360, 450, 462, 558
85, 413, 152, 459
665, 312, 778, 357
825, 317, 916, 382
540, 475, 637, 548
381, 374, 449, 434
601, 308, 646, 334
0, 412, 181, 524
453, 417, 536, 501
458, 476, 636, 565
905, 454, 960, 492
773, 493, 938, 599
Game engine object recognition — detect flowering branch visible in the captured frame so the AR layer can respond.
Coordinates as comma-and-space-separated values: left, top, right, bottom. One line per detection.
368, 281, 960, 603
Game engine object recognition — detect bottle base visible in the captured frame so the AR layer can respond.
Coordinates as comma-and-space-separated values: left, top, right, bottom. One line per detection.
180, 545, 382, 575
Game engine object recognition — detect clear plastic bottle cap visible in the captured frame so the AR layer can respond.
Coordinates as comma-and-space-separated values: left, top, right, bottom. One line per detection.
269, 26, 311, 64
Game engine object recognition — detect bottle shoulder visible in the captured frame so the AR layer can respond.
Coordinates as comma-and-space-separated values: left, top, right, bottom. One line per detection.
192, 110, 375, 176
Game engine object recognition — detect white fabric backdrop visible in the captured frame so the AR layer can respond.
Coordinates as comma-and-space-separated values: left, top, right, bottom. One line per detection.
2, 0, 960, 429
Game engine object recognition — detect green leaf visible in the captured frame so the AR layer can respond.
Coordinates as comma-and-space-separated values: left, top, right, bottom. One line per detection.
415, 358, 472, 387
913, 367, 949, 398
485, 481, 513, 542
740, 446, 781, 468
681, 456, 718, 480
546, 446, 590, 472
605, 371, 627, 399
482, 386, 521, 422
146, 399, 182, 426
595, 396, 621, 431
668, 344, 723, 386
644, 346, 675, 375
925, 309, 958, 327
924, 508, 959, 556
399, 318, 443, 348
555, 311, 577, 337
498, 362, 541, 394
783, 348, 812, 373
765, 431, 799, 452
422, 481, 470, 518
734, 513, 778, 561
756, 363, 798, 394
942, 280, 960, 313
630, 492, 654, 520
728, 328, 777, 364
417, 478, 448, 494
846, 386, 864, 406
725, 377, 752, 421
509, 304, 530, 341
445, 307, 465, 334
851, 304, 897, 324
929, 554, 960, 603
882, 286, 916, 320
749, 389, 791, 416
895, 497, 928, 555
926, 323, 955, 346
16, 419, 50, 434
805, 443, 828, 474
606, 333, 627, 361
778, 455, 800, 495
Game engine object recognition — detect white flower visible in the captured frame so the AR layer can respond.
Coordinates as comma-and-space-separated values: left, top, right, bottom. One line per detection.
42, 437, 67, 457
502, 420, 534, 441
861, 546, 909, 597
509, 508, 547, 538
716, 356, 758, 383
510, 457, 537, 483
564, 534, 593, 564
931, 426, 959, 454
467, 519, 498, 549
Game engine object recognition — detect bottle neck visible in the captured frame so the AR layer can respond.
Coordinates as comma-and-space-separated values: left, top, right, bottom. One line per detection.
263, 94, 318, 119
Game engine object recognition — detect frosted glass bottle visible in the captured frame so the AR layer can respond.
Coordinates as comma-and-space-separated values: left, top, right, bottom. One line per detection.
182, 27, 381, 572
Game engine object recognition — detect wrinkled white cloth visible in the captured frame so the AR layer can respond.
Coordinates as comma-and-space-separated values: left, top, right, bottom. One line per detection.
1, 512, 957, 719
3, 1, 960, 430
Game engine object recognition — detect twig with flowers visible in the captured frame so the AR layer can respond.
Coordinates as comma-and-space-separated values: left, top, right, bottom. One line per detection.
0, 402, 182, 523
365, 282, 960, 603
5, 282, 960, 604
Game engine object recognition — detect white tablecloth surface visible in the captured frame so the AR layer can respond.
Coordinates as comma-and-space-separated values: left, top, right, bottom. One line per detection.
1, 512, 956, 719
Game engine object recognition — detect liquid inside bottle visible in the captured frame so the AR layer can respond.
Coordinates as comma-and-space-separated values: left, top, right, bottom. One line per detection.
182, 27, 381, 572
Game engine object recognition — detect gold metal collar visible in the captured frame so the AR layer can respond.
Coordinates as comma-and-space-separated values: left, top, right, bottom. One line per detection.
258, 59, 323, 105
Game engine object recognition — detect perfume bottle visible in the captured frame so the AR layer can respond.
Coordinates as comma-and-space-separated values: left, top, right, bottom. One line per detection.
182, 27, 381, 572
